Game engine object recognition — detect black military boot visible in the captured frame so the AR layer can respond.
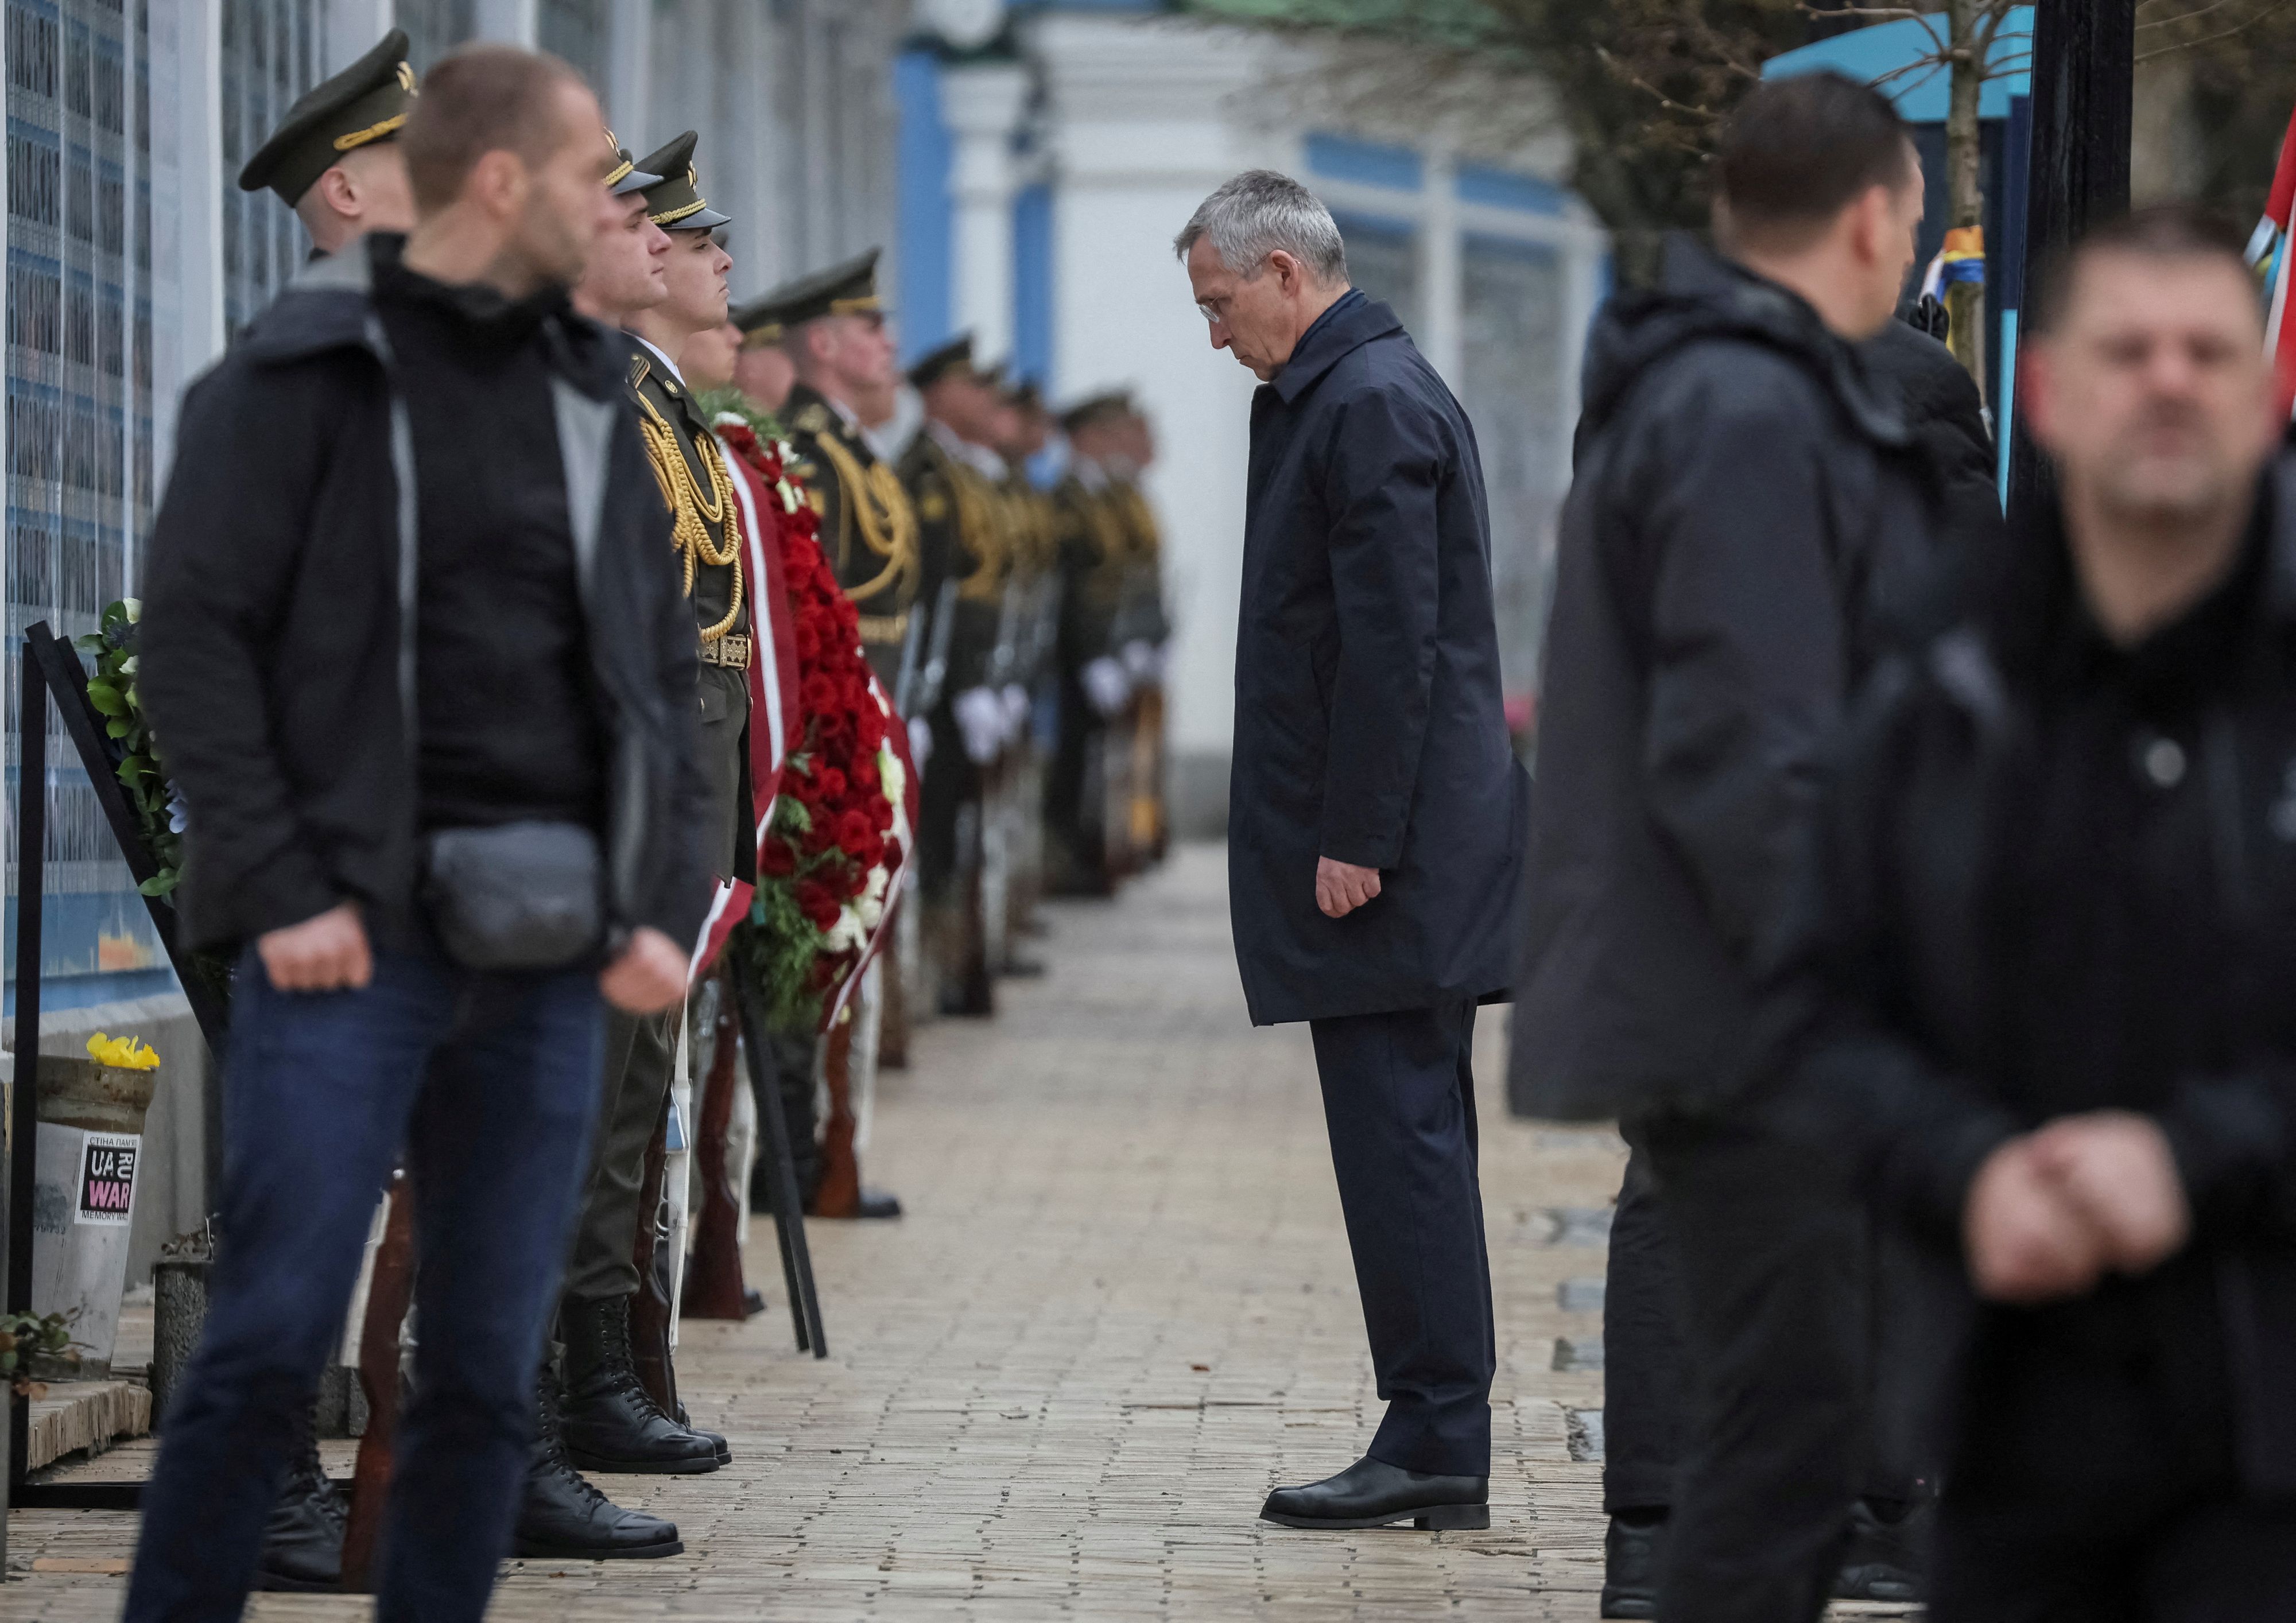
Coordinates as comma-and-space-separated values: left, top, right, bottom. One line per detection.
253, 1401, 346, 1592
558, 1296, 721, 1474
1600, 1509, 1667, 1619
515, 1366, 684, 1560
1833, 1495, 1929, 1603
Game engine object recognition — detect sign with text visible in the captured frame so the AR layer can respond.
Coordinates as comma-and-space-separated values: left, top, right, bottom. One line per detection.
77, 1133, 139, 1225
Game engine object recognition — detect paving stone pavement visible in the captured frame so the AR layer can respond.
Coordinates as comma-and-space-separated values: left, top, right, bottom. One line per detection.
0, 845, 1917, 1620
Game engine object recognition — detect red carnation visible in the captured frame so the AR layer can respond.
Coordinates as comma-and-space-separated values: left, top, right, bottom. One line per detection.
760, 839, 796, 878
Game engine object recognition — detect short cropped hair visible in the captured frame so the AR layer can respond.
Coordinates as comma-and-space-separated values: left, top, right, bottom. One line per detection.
1174, 170, 1349, 286
400, 44, 585, 215
1713, 72, 1915, 250
2028, 203, 2258, 335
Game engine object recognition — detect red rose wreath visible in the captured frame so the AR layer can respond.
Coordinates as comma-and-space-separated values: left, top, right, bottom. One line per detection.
711, 403, 917, 1034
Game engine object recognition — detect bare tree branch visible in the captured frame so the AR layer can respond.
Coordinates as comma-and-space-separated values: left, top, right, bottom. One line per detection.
1595, 44, 1727, 123
2136, 0, 2296, 60
2138, 0, 2259, 31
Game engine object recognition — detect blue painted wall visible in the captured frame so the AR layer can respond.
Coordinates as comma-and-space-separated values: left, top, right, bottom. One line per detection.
894, 49, 954, 366
1012, 181, 1054, 385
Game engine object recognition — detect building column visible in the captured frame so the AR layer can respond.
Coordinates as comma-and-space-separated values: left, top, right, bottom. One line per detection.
603, 0, 653, 139
941, 61, 1029, 361
1558, 219, 1604, 496
1418, 143, 1462, 387
327, 0, 394, 67
473, 0, 539, 47
151, 0, 227, 487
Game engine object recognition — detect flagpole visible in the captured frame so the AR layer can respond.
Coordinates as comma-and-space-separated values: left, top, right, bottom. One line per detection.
2004, 0, 2135, 526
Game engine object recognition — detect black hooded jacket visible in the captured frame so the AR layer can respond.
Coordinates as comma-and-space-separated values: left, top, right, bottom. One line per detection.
139, 236, 713, 958
1512, 236, 1942, 1120
1760, 460, 2296, 1494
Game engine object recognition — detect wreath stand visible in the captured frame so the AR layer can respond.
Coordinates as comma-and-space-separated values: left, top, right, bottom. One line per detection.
5, 621, 228, 1523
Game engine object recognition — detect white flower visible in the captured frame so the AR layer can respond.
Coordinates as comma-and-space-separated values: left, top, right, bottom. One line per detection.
824, 906, 867, 953
713, 410, 747, 429
166, 790, 190, 834
122, 598, 142, 624
878, 743, 906, 810
119, 655, 138, 677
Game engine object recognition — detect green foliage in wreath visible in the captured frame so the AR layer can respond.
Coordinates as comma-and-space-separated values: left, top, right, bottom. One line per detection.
79, 600, 234, 1012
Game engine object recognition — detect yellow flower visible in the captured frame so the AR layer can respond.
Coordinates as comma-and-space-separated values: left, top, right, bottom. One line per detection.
86, 1034, 160, 1071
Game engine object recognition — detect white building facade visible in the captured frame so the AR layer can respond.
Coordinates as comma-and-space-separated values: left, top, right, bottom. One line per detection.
901, 1, 1607, 833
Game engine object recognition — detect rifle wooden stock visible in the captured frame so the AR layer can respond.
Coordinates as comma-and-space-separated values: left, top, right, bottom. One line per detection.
684, 970, 753, 1319
810, 1019, 860, 1219
341, 1172, 414, 1593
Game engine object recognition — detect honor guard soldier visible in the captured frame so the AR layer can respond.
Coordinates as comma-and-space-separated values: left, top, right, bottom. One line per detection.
534, 130, 740, 1520
514, 129, 690, 1567
237, 27, 417, 261
1107, 403, 1172, 865
1046, 391, 1141, 893
773, 250, 924, 690
747, 254, 909, 1222
903, 335, 1016, 1015
226, 26, 421, 1595
728, 290, 797, 415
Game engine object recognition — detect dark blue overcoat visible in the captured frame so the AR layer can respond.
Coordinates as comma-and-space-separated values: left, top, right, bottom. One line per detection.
1230, 292, 1528, 1026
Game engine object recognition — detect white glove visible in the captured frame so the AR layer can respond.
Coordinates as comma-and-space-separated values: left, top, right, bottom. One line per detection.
907, 715, 934, 770
1083, 656, 1131, 719
955, 685, 1006, 764
1001, 683, 1032, 737
1121, 639, 1157, 681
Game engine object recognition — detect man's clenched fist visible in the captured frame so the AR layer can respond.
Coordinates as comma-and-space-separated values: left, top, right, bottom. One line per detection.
258, 902, 373, 993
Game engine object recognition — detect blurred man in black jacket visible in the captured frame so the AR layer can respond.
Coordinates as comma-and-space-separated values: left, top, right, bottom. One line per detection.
1768, 205, 2296, 1621
129, 48, 705, 1623
1515, 73, 1932, 1621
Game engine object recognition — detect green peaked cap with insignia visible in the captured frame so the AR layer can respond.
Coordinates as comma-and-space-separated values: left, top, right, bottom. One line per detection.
603, 130, 661, 198
237, 29, 418, 206
739, 248, 886, 339
907, 332, 976, 391
635, 130, 730, 230
1060, 390, 1134, 436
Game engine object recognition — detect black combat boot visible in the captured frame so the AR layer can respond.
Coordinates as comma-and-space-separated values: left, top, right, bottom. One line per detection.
558, 1296, 722, 1474
515, 1366, 684, 1560
1600, 1509, 1667, 1619
253, 1401, 346, 1592
1833, 1495, 1929, 1603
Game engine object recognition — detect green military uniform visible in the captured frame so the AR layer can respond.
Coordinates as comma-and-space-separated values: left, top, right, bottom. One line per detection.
1045, 395, 1137, 891
765, 251, 923, 692
562, 134, 750, 1332
900, 336, 1014, 1015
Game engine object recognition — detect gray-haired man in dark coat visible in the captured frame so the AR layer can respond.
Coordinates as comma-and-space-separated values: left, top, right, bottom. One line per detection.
1178, 169, 1528, 1532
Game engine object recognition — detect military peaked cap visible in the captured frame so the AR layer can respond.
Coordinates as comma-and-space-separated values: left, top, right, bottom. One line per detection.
746, 249, 886, 332
908, 333, 977, 391
730, 285, 791, 347
237, 29, 417, 206
635, 131, 730, 230
603, 129, 661, 198
1059, 390, 1134, 436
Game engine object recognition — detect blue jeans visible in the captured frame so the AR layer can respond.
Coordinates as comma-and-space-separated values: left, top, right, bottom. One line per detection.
126, 943, 604, 1623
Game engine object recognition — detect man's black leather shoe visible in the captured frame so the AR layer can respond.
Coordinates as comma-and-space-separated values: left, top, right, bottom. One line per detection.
559, 1296, 720, 1474
253, 1404, 346, 1591
1259, 1455, 1488, 1530
516, 1372, 684, 1560
1600, 1509, 1667, 1618
1832, 1496, 1929, 1603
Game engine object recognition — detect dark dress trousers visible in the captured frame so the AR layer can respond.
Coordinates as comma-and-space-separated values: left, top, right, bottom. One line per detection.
1234, 290, 1526, 1478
